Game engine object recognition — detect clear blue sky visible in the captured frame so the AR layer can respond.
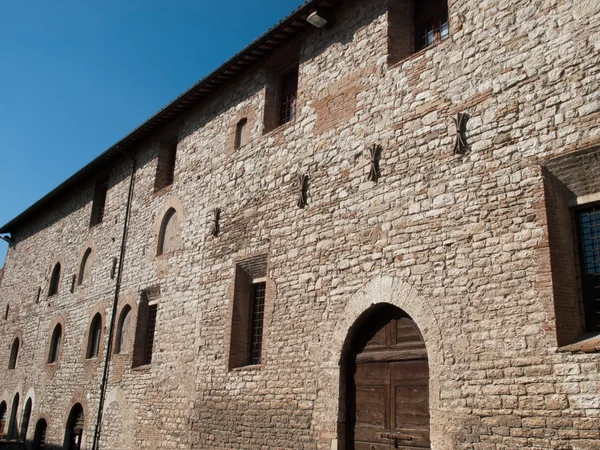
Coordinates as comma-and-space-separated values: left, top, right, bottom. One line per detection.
0, 0, 303, 266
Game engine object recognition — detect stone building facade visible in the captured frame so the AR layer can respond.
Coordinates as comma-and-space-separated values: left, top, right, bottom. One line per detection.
1, 0, 599, 449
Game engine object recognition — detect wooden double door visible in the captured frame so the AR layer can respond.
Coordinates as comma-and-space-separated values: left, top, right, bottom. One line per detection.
347, 307, 430, 449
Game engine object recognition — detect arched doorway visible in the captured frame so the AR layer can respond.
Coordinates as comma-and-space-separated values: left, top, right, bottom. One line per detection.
7, 393, 19, 440
64, 403, 84, 450
0, 401, 6, 437
345, 304, 430, 449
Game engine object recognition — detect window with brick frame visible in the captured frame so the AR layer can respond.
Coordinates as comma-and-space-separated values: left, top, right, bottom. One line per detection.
86, 313, 102, 359
278, 63, 299, 126
229, 255, 269, 369
48, 324, 62, 364
157, 208, 180, 256
115, 305, 132, 354
48, 263, 61, 297
263, 45, 300, 133
154, 141, 177, 192
78, 248, 92, 286
8, 337, 19, 369
388, 0, 449, 65
132, 288, 159, 367
90, 176, 109, 227
543, 146, 600, 346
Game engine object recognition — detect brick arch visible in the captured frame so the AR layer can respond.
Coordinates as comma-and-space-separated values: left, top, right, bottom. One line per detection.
46, 256, 65, 298
316, 275, 452, 450
227, 105, 257, 154
63, 393, 90, 450
101, 386, 134, 450
45, 315, 66, 377
8, 330, 23, 369
81, 302, 109, 362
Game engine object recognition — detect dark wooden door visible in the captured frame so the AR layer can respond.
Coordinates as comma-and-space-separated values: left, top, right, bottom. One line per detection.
348, 309, 430, 449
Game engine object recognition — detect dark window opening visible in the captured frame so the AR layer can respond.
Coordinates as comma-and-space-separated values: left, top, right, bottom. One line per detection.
19, 398, 31, 441
90, 177, 109, 227
64, 403, 84, 450
576, 204, 600, 332
0, 401, 6, 438
279, 64, 299, 126
248, 282, 266, 365
36, 288, 41, 304
7, 393, 19, 441
229, 255, 268, 369
86, 314, 102, 359
416, 0, 449, 51
132, 288, 160, 368
48, 324, 62, 364
4, 304, 8, 320
33, 419, 47, 450
154, 141, 177, 192
48, 263, 61, 297
8, 338, 19, 369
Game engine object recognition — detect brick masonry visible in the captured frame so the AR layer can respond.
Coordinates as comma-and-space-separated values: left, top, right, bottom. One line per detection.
1, 0, 600, 449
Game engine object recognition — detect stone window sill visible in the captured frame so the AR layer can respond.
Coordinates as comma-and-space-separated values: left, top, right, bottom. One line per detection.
230, 364, 262, 372
557, 332, 600, 353
132, 364, 152, 371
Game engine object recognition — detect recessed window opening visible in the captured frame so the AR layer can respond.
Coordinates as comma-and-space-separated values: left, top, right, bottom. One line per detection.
90, 177, 109, 227
416, 0, 449, 51
154, 141, 177, 192
7, 393, 19, 440
248, 281, 266, 365
78, 248, 92, 286
19, 398, 31, 441
0, 401, 6, 437
132, 288, 160, 368
33, 419, 47, 450
64, 403, 84, 450
115, 305, 132, 354
48, 324, 62, 364
48, 263, 61, 297
575, 204, 600, 332
86, 314, 102, 359
4, 304, 8, 320
235, 118, 249, 149
8, 337, 19, 369
279, 64, 299, 125
36, 288, 41, 304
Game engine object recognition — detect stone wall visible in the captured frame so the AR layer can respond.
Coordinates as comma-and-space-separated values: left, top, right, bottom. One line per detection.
1, 0, 599, 449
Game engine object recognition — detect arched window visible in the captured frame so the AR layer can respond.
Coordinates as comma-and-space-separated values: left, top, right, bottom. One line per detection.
0, 401, 7, 437
19, 398, 31, 440
235, 118, 248, 149
48, 324, 62, 363
8, 337, 19, 369
32, 419, 47, 450
157, 208, 179, 256
86, 314, 102, 359
115, 305, 132, 354
78, 248, 92, 286
7, 393, 19, 440
48, 263, 61, 296
64, 403, 84, 450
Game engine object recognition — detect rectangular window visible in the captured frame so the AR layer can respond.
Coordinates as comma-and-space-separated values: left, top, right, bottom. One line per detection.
279, 64, 299, 126
229, 255, 268, 369
132, 287, 160, 368
248, 281, 266, 365
415, 0, 449, 51
576, 205, 600, 332
90, 177, 109, 227
154, 141, 177, 192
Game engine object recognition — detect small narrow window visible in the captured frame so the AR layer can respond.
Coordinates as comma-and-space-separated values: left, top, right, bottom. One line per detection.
4, 304, 8, 320
229, 255, 268, 369
33, 419, 47, 450
154, 141, 177, 192
132, 288, 160, 368
90, 177, 109, 227
279, 64, 299, 125
8, 337, 19, 369
415, 0, 449, 51
35, 288, 41, 304
157, 208, 179, 256
48, 324, 62, 364
86, 314, 102, 359
0, 401, 6, 437
115, 305, 132, 354
48, 263, 61, 297
19, 398, 31, 441
235, 118, 249, 149
78, 248, 92, 286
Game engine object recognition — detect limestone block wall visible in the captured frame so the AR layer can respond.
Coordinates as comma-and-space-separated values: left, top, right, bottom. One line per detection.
0, 0, 599, 449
